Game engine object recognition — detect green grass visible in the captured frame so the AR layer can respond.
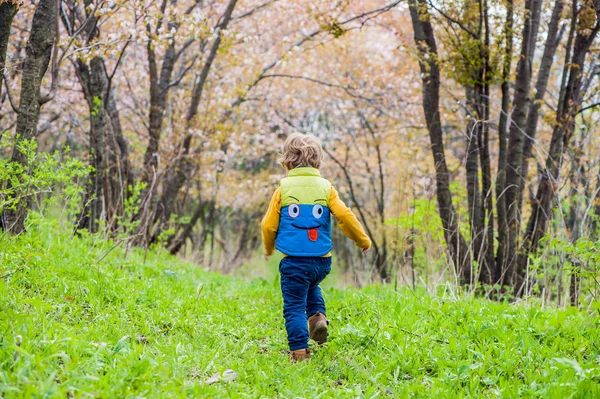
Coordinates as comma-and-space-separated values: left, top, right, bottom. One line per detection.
1, 216, 600, 398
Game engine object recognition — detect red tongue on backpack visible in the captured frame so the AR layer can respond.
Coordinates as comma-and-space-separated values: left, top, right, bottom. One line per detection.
308, 228, 318, 242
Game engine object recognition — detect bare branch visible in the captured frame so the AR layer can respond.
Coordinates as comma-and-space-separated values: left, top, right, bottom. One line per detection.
260, 73, 374, 101
578, 102, 600, 114
38, 0, 61, 105
2, 71, 18, 113
169, 55, 198, 87
186, 0, 239, 124
232, 0, 277, 20
323, 145, 379, 253
155, 0, 169, 35
41, 0, 106, 105
174, 37, 197, 61
36, 112, 61, 136
428, 1, 479, 39
60, 1, 72, 36
183, 0, 204, 15
105, 39, 131, 103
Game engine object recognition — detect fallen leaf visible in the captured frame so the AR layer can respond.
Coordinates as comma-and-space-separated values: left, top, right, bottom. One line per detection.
221, 369, 237, 382
205, 372, 221, 385
204, 369, 237, 384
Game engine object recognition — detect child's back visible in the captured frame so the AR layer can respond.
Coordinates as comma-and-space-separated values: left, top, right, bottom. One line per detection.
261, 133, 371, 362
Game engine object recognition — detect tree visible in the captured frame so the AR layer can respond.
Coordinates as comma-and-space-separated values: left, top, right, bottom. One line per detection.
408, 0, 472, 285
518, 0, 600, 296
2, 0, 57, 233
62, 0, 133, 233
129, 0, 240, 248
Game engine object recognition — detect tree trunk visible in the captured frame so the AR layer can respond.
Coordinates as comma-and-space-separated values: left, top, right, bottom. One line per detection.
140, 0, 179, 188
569, 269, 579, 307
457, 0, 494, 285
480, 107, 494, 284
69, 0, 131, 233
75, 57, 109, 233
503, 0, 541, 287
106, 86, 133, 206
71, 0, 106, 233
0, 2, 17, 100
357, 112, 389, 281
481, 1, 495, 285
495, 0, 514, 286
409, 0, 472, 285
517, 2, 600, 295
565, 136, 583, 306
566, 133, 585, 242
324, 145, 382, 276
519, 0, 565, 214
3, 0, 57, 234
465, 87, 484, 279
478, 6, 495, 283
104, 86, 125, 228
168, 200, 213, 255
593, 173, 600, 234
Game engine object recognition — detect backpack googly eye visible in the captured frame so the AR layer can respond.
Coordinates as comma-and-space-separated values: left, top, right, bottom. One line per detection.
312, 204, 324, 219
288, 204, 300, 218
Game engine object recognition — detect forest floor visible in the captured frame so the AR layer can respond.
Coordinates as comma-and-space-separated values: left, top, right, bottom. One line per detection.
1, 215, 600, 398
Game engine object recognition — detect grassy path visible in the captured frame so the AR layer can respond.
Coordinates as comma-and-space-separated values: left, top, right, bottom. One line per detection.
1, 219, 599, 398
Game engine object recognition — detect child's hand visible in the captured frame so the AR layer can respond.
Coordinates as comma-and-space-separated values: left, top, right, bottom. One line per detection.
264, 254, 271, 261
362, 247, 370, 254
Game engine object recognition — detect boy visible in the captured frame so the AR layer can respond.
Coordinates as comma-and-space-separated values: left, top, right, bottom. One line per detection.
261, 133, 371, 362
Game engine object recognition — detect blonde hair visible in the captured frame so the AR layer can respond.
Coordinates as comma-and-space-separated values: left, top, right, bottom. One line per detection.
279, 133, 323, 170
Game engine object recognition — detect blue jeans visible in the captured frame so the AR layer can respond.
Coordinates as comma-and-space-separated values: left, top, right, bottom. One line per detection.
279, 256, 332, 350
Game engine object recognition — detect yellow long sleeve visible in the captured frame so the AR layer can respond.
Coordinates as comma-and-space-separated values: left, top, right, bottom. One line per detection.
261, 188, 281, 256
329, 186, 372, 249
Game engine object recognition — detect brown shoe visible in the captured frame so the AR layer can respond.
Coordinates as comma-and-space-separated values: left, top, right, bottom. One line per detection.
308, 312, 328, 345
291, 348, 310, 362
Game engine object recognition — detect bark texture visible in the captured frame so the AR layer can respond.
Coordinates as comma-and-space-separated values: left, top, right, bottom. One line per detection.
75, 57, 108, 233
0, 2, 17, 100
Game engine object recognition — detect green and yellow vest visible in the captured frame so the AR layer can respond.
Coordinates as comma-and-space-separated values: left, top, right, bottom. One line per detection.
276, 167, 333, 256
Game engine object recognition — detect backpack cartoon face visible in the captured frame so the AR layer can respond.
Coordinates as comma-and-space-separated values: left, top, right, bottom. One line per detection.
281, 203, 330, 242
276, 169, 333, 257
277, 200, 332, 256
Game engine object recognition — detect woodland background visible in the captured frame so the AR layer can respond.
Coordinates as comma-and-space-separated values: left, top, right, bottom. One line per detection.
1, 0, 600, 305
